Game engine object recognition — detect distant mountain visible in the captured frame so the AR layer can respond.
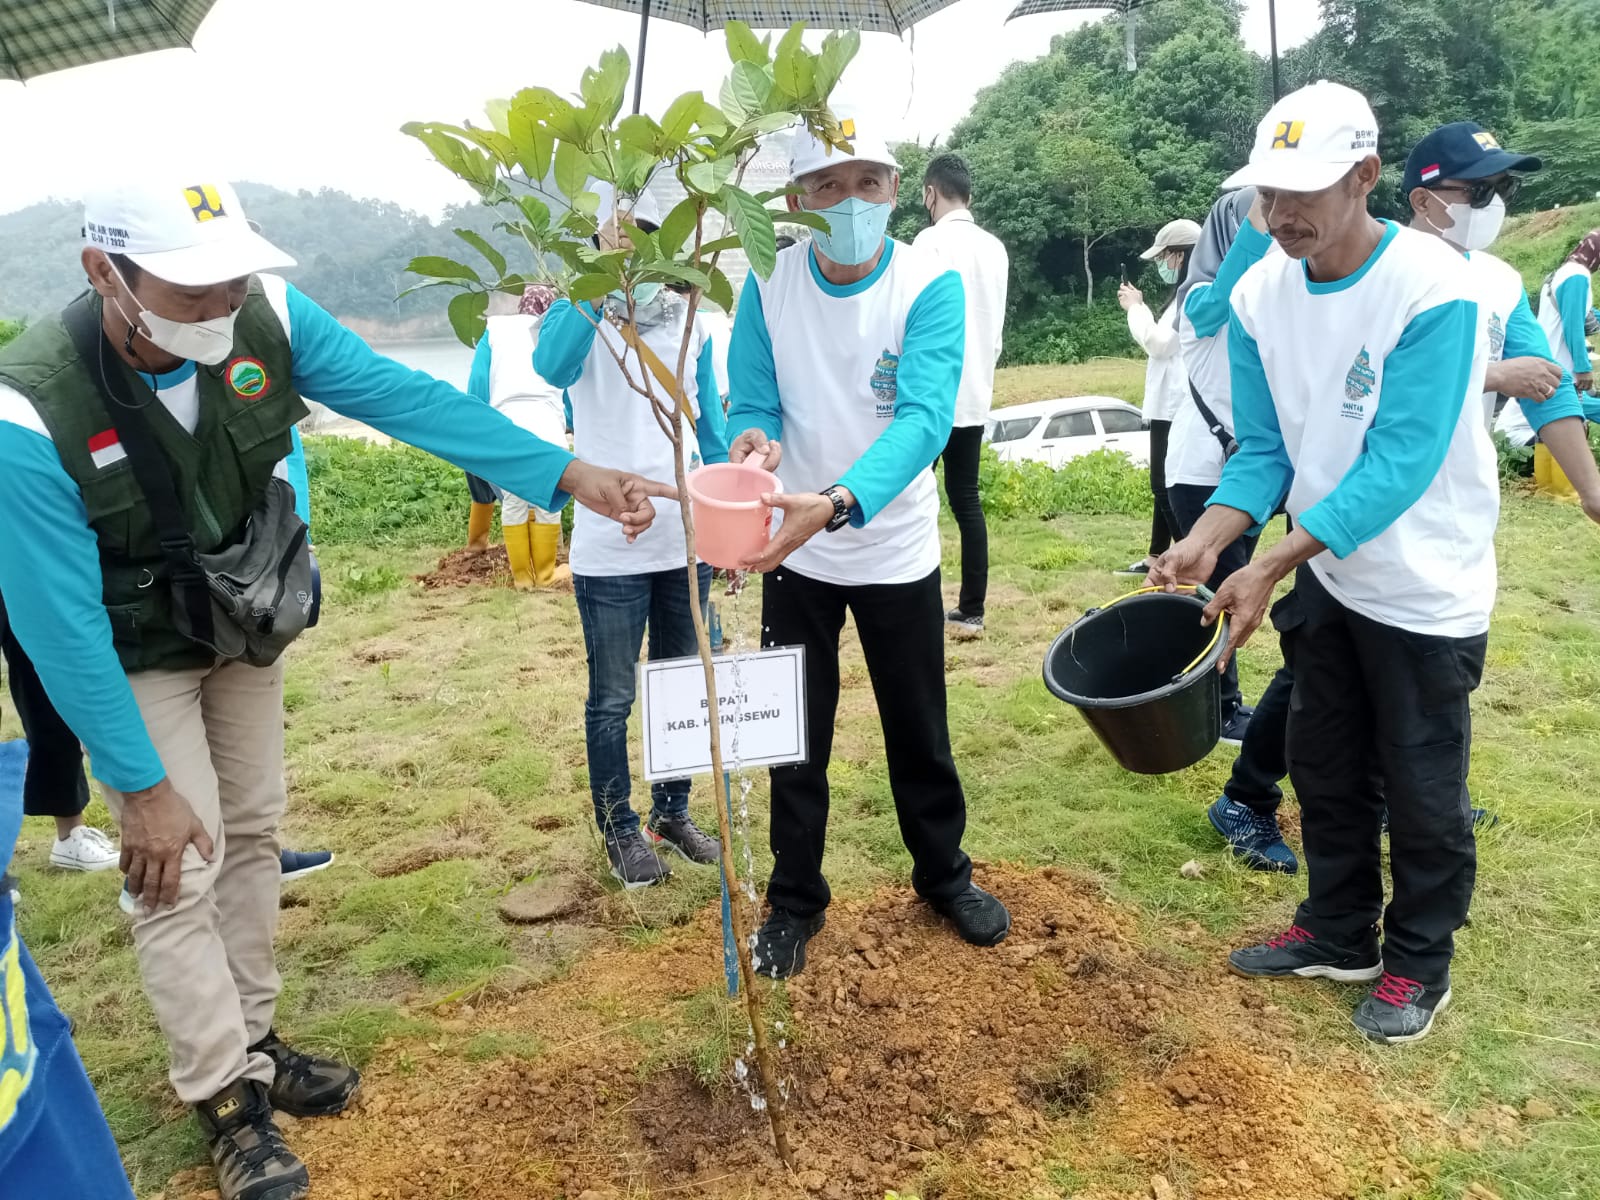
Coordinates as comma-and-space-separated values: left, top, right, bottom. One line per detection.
0, 183, 526, 339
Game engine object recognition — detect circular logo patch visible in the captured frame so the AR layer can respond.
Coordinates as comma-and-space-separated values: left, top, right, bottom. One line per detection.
228, 358, 269, 399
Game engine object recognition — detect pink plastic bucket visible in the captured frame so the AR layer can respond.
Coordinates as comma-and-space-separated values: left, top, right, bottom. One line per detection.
686, 460, 781, 569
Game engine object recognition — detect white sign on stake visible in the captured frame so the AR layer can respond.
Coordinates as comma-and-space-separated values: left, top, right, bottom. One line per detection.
639, 646, 808, 781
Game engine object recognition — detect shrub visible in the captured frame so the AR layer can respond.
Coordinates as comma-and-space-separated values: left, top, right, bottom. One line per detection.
304, 435, 465, 547
1001, 301, 1139, 367
975, 445, 1151, 520
1494, 430, 1535, 481
0, 319, 23, 350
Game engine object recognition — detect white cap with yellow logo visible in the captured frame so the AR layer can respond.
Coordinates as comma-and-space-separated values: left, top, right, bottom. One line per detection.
1221, 80, 1380, 194
82, 180, 296, 287
789, 114, 898, 183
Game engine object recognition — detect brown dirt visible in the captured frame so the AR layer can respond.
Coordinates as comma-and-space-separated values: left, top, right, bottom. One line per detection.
169, 866, 1428, 1200
417, 544, 573, 591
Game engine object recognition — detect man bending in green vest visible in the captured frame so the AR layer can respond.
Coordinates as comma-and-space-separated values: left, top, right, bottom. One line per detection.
0, 180, 671, 1200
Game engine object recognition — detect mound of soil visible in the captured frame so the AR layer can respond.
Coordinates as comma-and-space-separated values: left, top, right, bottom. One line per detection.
418, 544, 573, 591
177, 867, 1424, 1199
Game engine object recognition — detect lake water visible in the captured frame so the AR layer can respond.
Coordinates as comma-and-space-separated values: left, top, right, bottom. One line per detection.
303, 337, 475, 440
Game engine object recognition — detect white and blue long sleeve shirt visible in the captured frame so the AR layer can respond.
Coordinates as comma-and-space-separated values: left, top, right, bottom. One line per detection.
535, 297, 728, 576
1210, 221, 1496, 637
0, 276, 576, 794
1168, 221, 1277, 488
1539, 260, 1594, 377
726, 240, 965, 586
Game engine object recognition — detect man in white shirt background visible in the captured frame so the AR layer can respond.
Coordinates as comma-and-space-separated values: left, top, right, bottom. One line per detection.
914, 154, 1009, 638
1155, 82, 1493, 1045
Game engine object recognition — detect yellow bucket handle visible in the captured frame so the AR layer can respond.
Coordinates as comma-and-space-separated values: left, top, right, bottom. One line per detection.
1095, 584, 1225, 678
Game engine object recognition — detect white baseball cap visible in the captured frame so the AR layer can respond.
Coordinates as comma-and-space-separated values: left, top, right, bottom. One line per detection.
589, 179, 663, 229
1139, 218, 1203, 259
1221, 81, 1380, 194
82, 181, 295, 287
789, 115, 898, 183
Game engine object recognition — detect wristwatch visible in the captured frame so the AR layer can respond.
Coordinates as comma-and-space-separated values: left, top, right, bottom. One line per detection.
820, 485, 851, 533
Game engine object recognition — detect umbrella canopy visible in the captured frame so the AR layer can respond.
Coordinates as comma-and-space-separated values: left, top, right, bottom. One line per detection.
578, 1, 962, 35
1, 0, 216, 83
1006, 0, 1160, 71
572, 0, 967, 112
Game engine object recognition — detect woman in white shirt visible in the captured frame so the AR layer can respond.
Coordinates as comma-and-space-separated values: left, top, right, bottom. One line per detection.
1117, 218, 1200, 575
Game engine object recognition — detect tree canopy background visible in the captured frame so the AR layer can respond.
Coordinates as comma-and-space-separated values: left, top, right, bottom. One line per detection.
3, 0, 1594, 356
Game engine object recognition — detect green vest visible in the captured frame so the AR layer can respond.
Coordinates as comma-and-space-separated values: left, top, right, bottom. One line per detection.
0, 282, 308, 672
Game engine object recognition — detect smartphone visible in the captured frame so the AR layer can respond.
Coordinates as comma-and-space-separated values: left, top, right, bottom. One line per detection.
1119, 262, 1128, 285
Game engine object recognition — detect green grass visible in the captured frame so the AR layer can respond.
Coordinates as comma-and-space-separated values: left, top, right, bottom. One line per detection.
1497, 200, 1600, 298
6, 366, 1600, 1196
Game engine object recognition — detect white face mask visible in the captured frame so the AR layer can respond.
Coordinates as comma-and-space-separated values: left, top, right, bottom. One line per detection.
1429, 191, 1506, 253
109, 263, 240, 365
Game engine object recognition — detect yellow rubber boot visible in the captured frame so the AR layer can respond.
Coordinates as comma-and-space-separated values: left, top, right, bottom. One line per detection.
467, 502, 494, 552
530, 523, 569, 587
1534, 443, 1578, 499
504, 521, 536, 590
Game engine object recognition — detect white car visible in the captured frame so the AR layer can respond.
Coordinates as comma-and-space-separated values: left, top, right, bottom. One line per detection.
983, 396, 1151, 469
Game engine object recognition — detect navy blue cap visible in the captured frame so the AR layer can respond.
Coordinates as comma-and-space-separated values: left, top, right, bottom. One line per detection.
1403, 122, 1541, 195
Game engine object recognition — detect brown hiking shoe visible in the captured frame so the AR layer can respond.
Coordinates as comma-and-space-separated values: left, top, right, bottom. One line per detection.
195, 1078, 309, 1200
249, 1029, 361, 1117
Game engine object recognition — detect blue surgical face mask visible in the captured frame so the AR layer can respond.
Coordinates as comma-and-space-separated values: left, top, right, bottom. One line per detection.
609, 282, 662, 308
811, 197, 893, 267
1157, 259, 1180, 284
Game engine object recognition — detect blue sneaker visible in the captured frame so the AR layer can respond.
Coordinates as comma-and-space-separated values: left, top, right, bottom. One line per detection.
280, 848, 334, 882
1207, 797, 1299, 874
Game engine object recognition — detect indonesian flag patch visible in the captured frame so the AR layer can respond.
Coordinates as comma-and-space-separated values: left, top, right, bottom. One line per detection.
1420, 163, 1442, 182
87, 429, 127, 469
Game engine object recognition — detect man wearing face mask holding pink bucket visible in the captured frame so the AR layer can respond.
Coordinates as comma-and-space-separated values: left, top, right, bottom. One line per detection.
724, 117, 1011, 980
0, 179, 676, 1200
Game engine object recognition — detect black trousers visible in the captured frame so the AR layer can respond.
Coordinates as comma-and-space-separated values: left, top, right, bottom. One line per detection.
1225, 662, 1292, 815
466, 473, 498, 505
1146, 419, 1180, 559
0, 597, 91, 820
1280, 566, 1483, 985
938, 425, 988, 617
762, 566, 972, 916
1166, 482, 1257, 714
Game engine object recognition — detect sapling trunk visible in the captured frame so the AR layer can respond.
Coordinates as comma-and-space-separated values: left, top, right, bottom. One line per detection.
632, 259, 795, 1171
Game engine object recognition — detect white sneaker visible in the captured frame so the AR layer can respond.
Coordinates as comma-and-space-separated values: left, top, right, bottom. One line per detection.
49, 825, 120, 872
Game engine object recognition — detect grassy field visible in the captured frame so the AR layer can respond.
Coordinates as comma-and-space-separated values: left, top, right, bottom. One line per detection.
6, 362, 1599, 1198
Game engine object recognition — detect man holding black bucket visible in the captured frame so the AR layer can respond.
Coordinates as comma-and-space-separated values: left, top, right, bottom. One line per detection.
1152, 81, 1493, 1045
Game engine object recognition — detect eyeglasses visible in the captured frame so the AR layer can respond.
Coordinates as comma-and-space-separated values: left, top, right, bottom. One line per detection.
1434, 175, 1523, 209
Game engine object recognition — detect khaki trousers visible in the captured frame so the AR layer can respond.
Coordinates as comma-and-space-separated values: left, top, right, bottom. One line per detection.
101, 658, 286, 1105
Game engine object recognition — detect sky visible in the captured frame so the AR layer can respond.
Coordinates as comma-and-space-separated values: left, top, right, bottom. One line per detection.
0, 0, 1321, 219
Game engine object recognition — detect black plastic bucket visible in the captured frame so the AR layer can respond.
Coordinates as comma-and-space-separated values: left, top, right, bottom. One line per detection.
1042, 590, 1230, 775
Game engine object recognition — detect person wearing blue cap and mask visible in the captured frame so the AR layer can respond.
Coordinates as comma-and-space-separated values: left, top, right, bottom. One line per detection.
724, 117, 1010, 979
1404, 123, 1600, 517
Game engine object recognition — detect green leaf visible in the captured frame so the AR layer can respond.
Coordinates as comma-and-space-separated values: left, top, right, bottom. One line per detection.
517, 195, 552, 235
722, 185, 779, 279
755, 184, 803, 204
814, 29, 860, 98
618, 113, 662, 154
738, 112, 801, 141
697, 234, 743, 256
485, 98, 511, 137
721, 62, 771, 123
705, 267, 736, 315
656, 196, 702, 259
660, 91, 704, 147
454, 229, 507, 278
684, 154, 737, 194
779, 209, 830, 232
569, 273, 618, 303
507, 107, 554, 182
405, 255, 481, 284
553, 141, 588, 199
772, 24, 815, 100
725, 21, 769, 66
641, 261, 711, 288
579, 45, 631, 125
620, 221, 658, 261
447, 290, 489, 348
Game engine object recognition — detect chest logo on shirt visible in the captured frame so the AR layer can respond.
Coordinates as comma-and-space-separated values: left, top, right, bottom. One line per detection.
1487, 312, 1506, 360
869, 350, 899, 418
227, 358, 270, 400
1343, 347, 1376, 417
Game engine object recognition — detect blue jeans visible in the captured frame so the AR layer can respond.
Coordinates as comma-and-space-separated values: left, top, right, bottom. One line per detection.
573, 565, 712, 839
